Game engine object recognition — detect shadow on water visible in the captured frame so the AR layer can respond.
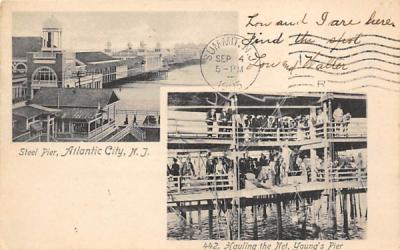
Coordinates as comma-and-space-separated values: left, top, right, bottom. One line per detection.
167, 193, 367, 240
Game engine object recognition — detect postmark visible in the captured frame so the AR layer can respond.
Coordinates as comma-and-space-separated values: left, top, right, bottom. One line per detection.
200, 34, 260, 91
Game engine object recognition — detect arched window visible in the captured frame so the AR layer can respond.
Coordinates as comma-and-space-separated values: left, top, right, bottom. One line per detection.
15, 63, 27, 74
32, 66, 57, 87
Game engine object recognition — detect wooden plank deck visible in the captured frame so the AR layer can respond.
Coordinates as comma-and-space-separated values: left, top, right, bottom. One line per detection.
168, 137, 366, 147
167, 180, 367, 203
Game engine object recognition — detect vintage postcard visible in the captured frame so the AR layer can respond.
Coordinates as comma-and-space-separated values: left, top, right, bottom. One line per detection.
0, 0, 399, 250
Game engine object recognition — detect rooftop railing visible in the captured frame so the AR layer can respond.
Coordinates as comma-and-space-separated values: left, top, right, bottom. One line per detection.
32, 52, 57, 59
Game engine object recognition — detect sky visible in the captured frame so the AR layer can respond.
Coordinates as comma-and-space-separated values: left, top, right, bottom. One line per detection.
13, 12, 238, 51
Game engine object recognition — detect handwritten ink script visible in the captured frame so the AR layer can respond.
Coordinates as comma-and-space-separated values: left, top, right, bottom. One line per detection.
18, 146, 150, 158
246, 11, 395, 28
237, 10, 400, 90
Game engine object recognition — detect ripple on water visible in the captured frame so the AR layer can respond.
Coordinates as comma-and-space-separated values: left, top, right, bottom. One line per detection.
167, 193, 367, 240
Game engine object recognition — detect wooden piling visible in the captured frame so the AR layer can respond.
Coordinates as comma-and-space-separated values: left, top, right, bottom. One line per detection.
276, 197, 283, 239
188, 202, 193, 224
208, 201, 213, 239
332, 190, 337, 231
180, 202, 187, 221
327, 194, 330, 212
198, 201, 202, 229
310, 198, 316, 225
225, 208, 233, 240
301, 198, 307, 240
263, 204, 267, 219
237, 198, 242, 240
350, 194, 354, 219
353, 194, 358, 218
253, 205, 258, 240
327, 190, 337, 234
358, 193, 362, 218
342, 191, 349, 237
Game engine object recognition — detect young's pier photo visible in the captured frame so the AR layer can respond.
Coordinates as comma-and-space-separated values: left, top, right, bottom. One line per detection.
167, 92, 367, 240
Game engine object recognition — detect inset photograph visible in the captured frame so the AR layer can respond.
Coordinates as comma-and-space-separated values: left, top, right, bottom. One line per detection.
167, 92, 367, 240
11, 12, 237, 142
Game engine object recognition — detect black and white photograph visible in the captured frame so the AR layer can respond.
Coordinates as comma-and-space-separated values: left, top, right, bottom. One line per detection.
167, 91, 367, 240
11, 12, 237, 142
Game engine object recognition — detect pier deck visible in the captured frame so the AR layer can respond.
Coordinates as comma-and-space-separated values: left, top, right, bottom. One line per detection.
168, 180, 367, 204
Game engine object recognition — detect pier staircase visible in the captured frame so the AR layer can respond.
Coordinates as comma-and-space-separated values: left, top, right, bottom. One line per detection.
98, 124, 147, 142
103, 124, 132, 142
130, 126, 145, 141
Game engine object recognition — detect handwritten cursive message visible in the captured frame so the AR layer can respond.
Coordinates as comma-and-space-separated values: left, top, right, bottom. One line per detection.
240, 10, 399, 90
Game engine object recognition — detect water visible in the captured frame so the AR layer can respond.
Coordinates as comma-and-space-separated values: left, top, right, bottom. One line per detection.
111, 64, 205, 112
167, 193, 367, 240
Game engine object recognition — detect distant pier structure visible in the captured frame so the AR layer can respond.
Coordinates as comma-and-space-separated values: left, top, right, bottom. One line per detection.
110, 41, 168, 83
167, 92, 367, 240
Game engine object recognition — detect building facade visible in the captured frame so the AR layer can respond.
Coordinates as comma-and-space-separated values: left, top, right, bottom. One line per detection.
12, 16, 104, 101
28, 88, 120, 142
76, 52, 124, 85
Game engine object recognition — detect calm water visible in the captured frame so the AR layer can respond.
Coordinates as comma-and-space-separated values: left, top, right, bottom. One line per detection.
111, 64, 205, 112
167, 193, 367, 240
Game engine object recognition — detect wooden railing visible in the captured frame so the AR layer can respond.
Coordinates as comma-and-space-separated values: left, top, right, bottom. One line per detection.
315, 167, 367, 182
105, 124, 132, 142
12, 131, 42, 142
167, 174, 234, 193
33, 52, 56, 59
88, 120, 117, 142
168, 119, 367, 141
167, 168, 366, 194
131, 127, 145, 141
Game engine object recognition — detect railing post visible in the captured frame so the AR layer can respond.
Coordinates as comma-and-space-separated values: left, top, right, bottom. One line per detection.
325, 162, 329, 183
177, 176, 181, 193
214, 174, 216, 191
277, 128, 280, 141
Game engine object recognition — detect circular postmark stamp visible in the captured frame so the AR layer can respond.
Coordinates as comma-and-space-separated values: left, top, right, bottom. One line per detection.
200, 34, 260, 91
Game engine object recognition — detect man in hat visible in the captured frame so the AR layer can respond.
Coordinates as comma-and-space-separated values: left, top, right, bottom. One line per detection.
206, 152, 215, 175
170, 158, 180, 176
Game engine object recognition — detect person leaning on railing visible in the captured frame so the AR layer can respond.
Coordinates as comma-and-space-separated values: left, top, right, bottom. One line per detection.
168, 158, 181, 189
219, 109, 228, 138
180, 157, 196, 177
342, 112, 352, 137
206, 108, 216, 138
206, 152, 215, 175
170, 158, 180, 176
333, 103, 344, 136
355, 152, 364, 181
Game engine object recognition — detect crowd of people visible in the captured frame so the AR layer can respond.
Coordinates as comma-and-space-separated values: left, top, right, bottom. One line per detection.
167, 147, 366, 190
205, 104, 352, 140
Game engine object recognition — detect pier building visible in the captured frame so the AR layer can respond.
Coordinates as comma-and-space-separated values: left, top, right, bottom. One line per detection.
12, 16, 104, 102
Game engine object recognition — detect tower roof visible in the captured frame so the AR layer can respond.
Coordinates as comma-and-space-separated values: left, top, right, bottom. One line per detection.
43, 15, 62, 29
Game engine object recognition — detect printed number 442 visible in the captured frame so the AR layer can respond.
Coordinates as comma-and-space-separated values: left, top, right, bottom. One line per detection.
203, 242, 219, 250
